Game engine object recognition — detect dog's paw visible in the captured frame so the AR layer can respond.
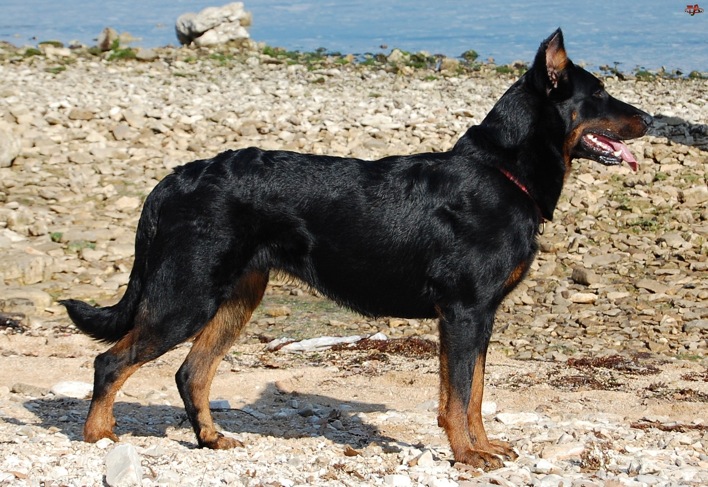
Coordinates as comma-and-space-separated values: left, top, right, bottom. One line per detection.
485, 439, 518, 460
453, 448, 505, 471
200, 432, 244, 450
84, 428, 119, 444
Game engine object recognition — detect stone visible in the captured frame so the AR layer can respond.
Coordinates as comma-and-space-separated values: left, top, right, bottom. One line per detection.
439, 57, 460, 73
68, 108, 95, 121
105, 444, 143, 487
50, 381, 93, 399
95, 438, 116, 449
79, 247, 107, 262
112, 124, 133, 141
209, 399, 231, 409
135, 48, 158, 62
42, 45, 72, 58
571, 267, 601, 286
533, 458, 559, 474
428, 479, 458, 487
112, 196, 141, 212
0, 251, 53, 285
683, 319, 708, 332
409, 449, 435, 467
122, 110, 144, 128
495, 411, 540, 425
635, 279, 669, 294
0, 128, 20, 168
680, 186, 708, 206
0, 287, 52, 313
265, 305, 292, 317
387, 49, 408, 65
11, 382, 48, 397
582, 253, 621, 267
541, 442, 585, 461
569, 292, 598, 304
383, 474, 412, 487
176, 2, 251, 46
193, 23, 250, 47
482, 401, 497, 416
657, 232, 688, 249
97, 27, 119, 51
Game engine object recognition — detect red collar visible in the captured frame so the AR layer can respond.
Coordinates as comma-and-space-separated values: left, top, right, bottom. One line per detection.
498, 168, 547, 225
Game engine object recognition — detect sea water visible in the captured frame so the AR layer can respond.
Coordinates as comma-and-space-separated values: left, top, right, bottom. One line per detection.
1, 0, 706, 72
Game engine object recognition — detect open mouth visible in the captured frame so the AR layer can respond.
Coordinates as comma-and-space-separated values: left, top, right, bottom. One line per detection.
581, 133, 639, 171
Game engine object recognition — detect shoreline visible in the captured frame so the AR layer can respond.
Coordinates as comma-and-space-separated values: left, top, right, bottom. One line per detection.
1, 38, 706, 80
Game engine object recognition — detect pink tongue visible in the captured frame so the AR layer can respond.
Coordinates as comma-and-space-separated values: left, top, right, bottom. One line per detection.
597, 135, 638, 171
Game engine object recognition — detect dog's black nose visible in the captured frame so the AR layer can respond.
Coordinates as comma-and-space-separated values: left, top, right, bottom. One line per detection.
640, 111, 653, 128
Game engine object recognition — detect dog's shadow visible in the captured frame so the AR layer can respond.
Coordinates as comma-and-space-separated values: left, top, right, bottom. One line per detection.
20, 382, 406, 452
649, 114, 708, 151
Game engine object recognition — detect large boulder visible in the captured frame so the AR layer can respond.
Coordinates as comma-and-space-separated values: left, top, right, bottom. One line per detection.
0, 128, 20, 168
97, 27, 119, 51
176, 2, 252, 47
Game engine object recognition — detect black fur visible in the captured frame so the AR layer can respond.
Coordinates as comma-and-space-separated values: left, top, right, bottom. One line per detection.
61, 29, 651, 468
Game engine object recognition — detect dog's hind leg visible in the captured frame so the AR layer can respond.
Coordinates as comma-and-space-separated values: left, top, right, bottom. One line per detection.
83, 303, 187, 443
175, 271, 268, 449
84, 328, 145, 443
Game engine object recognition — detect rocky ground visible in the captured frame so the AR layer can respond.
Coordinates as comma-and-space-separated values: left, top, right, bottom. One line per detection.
0, 42, 706, 486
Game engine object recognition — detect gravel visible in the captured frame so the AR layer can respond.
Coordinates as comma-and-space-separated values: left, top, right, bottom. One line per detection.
0, 42, 706, 485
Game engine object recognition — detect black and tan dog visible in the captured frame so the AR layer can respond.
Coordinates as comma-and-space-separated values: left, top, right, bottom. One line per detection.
62, 29, 651, 468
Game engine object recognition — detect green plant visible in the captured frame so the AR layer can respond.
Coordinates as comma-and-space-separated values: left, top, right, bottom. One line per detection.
209, 52, 233, 66
626, 217, 659, 232
461, 49, 478, 62
67, 240, 96, 252
45, 66, 66, 75
407, 52, 433, 69
38, 40, 64, 48
23, 47, 42, 57
675, 353, 704, 362
634, 69, 655, 81
107, 39, 136, 61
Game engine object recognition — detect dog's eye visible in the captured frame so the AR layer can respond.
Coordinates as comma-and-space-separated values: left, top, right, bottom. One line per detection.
593, 89, 605, 99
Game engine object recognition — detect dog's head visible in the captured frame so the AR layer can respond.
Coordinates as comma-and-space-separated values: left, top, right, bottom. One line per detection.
531, 29, 652, 171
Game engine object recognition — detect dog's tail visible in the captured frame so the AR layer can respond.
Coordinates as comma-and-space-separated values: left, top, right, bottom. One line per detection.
61, 179, 170, 343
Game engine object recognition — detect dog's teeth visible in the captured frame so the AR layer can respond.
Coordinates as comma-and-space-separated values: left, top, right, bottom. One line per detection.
613, 149, 622, 158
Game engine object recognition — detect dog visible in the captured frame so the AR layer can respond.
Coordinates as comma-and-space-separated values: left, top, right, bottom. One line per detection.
61, 29, 651, 469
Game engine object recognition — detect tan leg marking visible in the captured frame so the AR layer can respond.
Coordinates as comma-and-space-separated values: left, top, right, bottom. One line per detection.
437, 335, 506, 470
181, 272, 267, 449
466, 352, 517, 461
84, 332, 143, 443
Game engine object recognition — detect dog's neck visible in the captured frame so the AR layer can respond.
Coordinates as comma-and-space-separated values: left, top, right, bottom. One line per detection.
473, 76, 568, 222
498, 167, 547, 224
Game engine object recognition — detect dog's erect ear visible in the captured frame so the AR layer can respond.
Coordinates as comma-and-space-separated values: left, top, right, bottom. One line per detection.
533, 28, 570, 95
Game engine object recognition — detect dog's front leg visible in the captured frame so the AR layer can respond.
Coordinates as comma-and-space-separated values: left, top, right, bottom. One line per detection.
466, 343, 518, 461
437, 306, 507, 470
